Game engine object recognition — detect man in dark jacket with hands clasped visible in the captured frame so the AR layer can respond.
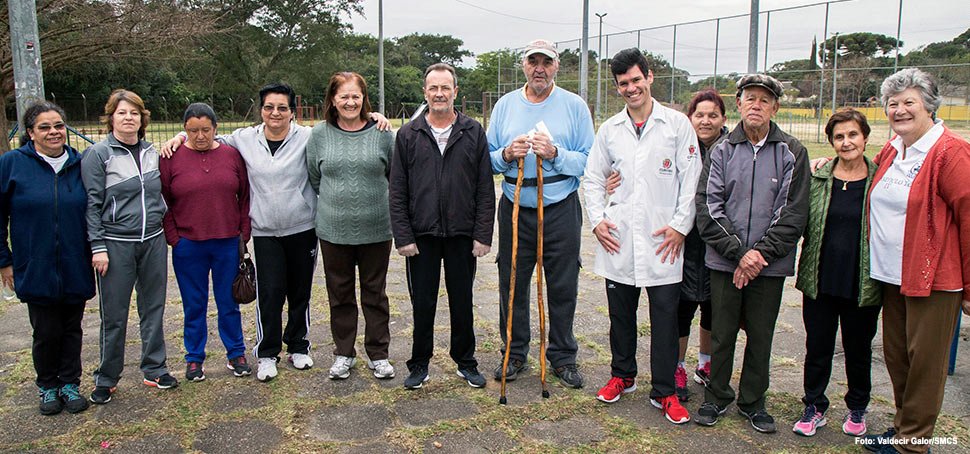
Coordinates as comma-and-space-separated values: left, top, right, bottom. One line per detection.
389, 63, 495, 390
693, 74, 810, 433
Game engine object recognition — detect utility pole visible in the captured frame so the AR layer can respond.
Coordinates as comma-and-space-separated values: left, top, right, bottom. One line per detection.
747, 0, 759, 73
378, 0, 385, 114
595, 12, 607, 120
580, 0, 589, 102
7, 0, 45, 132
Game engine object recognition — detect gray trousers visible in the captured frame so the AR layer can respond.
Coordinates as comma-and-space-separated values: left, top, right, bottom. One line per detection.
497, 191, 582, 368
93, 235, 169, 387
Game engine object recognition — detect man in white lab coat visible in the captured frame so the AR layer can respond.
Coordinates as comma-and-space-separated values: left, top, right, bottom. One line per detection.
582, 48, 700, 424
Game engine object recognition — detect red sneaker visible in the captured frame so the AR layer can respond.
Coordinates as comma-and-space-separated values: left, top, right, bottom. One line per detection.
651, 395, 691, 424
675, 364, 689, 401
596, 376, 637, 403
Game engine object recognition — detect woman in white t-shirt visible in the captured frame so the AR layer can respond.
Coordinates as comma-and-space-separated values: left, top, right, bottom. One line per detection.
862, 68, 970, 454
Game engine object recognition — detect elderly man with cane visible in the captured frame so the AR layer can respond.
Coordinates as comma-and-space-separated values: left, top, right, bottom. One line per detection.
487, 39, 594, 396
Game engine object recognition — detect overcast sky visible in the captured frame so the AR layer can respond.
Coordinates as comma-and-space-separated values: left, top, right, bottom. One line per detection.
348, 0, 969, 78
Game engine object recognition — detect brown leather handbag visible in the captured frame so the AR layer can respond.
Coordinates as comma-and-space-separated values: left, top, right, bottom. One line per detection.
232, 252, 256, 304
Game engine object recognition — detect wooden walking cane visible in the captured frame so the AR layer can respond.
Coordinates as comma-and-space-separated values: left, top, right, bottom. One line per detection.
499, 158, 525, 405
535, 155, 550, 399
499, 154, 552, 404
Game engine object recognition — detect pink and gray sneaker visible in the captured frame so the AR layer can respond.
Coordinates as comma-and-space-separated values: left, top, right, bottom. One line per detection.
842, 409, 867, 436
793, 404, 826, 436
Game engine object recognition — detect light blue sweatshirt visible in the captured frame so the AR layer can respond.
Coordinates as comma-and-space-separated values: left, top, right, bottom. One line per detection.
487, 85, 594, 208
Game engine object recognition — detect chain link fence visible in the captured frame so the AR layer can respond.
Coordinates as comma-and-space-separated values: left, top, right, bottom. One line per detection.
487, 0, 969, 143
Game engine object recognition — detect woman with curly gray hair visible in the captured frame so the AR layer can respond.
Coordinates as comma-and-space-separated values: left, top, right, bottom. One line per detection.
861, 68, 970, 454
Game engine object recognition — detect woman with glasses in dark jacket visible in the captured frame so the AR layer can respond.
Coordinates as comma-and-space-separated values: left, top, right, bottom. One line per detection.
0, 101, 95, 415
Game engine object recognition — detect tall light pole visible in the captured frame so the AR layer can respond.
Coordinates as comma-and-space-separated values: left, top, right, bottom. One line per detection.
595, 12, 607, 120
747, 0, 759, 73
378, 0, 385, 115
580, 0, 589, 102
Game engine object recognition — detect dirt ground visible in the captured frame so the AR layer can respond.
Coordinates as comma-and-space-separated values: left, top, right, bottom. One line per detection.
0, 181, 967, 453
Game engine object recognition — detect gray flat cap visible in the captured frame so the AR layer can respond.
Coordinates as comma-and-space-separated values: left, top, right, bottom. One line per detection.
736, 74, 784, 99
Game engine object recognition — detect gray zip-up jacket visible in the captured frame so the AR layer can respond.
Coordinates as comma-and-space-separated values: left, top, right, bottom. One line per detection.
220, 122, 316, 237
695, 121, 810, 277
81, 134, 166, 253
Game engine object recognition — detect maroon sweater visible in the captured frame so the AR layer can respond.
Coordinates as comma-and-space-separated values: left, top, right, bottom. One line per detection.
160, 143, 251, 246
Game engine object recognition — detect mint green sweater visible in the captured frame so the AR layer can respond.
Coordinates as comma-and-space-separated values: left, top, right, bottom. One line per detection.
306, 122, 394, 245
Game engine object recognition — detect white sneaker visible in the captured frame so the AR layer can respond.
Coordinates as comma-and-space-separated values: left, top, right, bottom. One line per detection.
288, 353, 314, 370
367, 359, 396, 379
256, 357, 278, 382
328, 355, 356, 379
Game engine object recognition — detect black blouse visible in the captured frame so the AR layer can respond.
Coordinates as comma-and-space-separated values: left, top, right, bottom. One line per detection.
818, 177, 866, 300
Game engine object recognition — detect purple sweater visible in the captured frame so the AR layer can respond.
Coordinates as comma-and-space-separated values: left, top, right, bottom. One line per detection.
160, 143, 251, 245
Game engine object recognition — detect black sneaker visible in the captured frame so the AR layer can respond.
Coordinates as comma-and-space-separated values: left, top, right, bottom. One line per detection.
186, 362, 206, 382
144, 373, 179, 390
90, 386, 115, 404
58, 384, 90, 414
739, 407, 777, 433
694, 401, 728, 426
38, 387, 63, 415
863, 428, 898, 452
552, 364, 584, 389
456, 367, 486, 388
226, 356, 252, 377
404, 365, 430, 390
493, 358, 528, 381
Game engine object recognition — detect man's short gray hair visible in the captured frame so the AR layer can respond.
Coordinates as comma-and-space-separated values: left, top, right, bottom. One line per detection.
424, 63, 458, 87
880, 68, 941, 116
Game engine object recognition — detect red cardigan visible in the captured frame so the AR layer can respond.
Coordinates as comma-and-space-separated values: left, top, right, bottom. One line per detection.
868, 126, 970, 301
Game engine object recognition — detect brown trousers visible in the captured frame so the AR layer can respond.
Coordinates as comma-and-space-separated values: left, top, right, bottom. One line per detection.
319, 239, 392, 360
882, 285, 962, 454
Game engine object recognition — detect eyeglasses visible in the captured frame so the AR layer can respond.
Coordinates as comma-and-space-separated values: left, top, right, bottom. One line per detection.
35, 123, 66, 132
262, 105, 291, 113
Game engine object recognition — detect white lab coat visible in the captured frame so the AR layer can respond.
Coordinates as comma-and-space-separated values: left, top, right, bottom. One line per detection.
582, 100, 701, 287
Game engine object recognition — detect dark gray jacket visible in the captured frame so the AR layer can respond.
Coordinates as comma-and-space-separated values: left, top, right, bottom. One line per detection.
81, 134, 166, 253
695, 121, 809, 277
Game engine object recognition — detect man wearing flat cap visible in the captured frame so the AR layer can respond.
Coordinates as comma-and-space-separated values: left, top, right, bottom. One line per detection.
693, 74, 809, 433
487, 39, 595, 389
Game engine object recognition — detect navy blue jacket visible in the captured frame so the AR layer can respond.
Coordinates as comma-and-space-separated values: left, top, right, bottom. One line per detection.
0, 142, 96, 305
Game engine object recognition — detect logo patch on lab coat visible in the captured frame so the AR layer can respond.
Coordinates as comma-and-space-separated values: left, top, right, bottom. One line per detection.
658, 158, 674, 176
